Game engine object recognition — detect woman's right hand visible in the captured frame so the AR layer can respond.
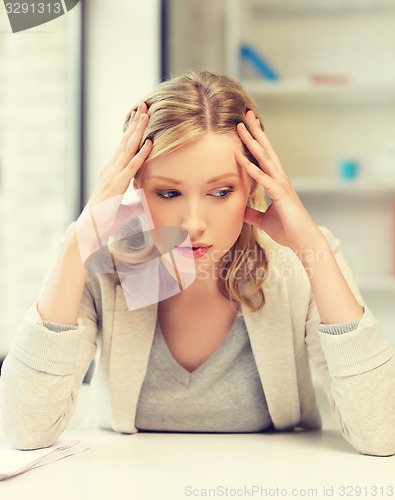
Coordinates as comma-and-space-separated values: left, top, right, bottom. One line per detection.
76, 102, 153, 263
85, 102, 152, 210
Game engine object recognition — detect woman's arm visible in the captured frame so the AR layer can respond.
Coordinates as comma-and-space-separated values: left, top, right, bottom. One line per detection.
303, 229, 395, 456
291, 227, 363, 324
236, 112, 395, 456
37, 224, 87, 325
0, 282, 98, 450
37, 103, 152, 325
0, 104, 152, 449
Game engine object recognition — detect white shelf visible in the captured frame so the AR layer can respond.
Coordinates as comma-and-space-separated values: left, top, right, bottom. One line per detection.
357, 276, 395, 293
242, 78, 395, 102
292, 178, 395, 195
247, 0, 395, 14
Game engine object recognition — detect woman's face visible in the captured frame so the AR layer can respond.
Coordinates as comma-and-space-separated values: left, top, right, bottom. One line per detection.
135, 131, 255, 273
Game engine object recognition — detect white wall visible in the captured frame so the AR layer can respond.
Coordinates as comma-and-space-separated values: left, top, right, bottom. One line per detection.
84, 0, 161, 200
0, 1, 161, 356
0, 10, 79, 355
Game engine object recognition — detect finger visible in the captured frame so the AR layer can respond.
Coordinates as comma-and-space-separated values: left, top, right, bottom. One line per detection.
245, 110, 284, 173
120, 103, 148, 150
235, 150, 276, 192
120, 139, 153, 180
237, 123, 279, 178
244, 205, 265, 229
126, 112, 149, 154
128, 110, 136, 123
113, 113, 150, 172
121, 102, 147, 144
129, 101, 148, 131
110, 102, 148, 164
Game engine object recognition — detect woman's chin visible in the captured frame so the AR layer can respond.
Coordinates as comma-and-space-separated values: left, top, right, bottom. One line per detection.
160, 249, 197, 287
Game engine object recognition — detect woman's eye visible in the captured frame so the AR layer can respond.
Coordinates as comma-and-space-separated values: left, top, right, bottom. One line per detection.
211, 189, 233, 199
155, 190, 180, 199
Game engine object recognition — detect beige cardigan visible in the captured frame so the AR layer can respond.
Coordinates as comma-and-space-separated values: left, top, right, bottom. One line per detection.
1, 228, 395, 455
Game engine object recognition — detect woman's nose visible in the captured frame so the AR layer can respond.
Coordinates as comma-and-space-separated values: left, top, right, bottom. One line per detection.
180, 205, 207, 237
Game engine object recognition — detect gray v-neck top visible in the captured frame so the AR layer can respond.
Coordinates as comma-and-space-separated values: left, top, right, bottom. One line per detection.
135, 313, 273, 433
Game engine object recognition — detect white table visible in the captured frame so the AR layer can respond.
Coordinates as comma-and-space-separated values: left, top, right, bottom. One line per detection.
1, 428, 395, 500
1, 385, 394, 500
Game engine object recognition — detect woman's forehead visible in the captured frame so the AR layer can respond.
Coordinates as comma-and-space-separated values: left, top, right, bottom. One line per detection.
143, 131, 244, 179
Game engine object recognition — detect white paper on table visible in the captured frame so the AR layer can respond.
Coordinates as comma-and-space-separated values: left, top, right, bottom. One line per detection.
0, 439, 89, 480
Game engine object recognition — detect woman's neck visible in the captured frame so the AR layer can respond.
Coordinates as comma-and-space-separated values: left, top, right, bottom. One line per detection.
180, 273, 220, 300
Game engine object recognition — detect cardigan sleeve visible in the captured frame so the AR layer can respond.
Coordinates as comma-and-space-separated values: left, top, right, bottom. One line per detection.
0, 274, 98, 450
317, 320, 360, 335
305, 227, 395, 457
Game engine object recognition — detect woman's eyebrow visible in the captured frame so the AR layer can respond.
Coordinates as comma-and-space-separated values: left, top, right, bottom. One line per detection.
149, 173, 239, 185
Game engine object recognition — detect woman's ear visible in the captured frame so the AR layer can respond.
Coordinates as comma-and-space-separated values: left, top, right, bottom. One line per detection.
248, 179, 259, 200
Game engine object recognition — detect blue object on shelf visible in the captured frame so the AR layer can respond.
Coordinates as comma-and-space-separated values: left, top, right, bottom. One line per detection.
240, 44, 279, 81
339, 159, 359, 181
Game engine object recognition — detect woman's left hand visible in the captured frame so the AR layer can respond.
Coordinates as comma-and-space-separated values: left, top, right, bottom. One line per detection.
236, 109, 321, 252
236, 111, 364, 323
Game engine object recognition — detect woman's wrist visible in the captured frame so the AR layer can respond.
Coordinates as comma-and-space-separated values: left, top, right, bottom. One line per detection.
63, 223, 87, 269
295, 227, 364, 323
292, 226, 329, 268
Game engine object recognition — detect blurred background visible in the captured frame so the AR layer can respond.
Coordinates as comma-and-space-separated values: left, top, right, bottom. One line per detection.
1, 0, 395, 367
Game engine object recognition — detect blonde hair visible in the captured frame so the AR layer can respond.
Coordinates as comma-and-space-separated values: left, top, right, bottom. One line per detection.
115, 70, 269, 313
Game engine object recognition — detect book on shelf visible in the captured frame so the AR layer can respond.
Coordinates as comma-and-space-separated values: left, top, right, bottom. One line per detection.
239, 44, 279, 82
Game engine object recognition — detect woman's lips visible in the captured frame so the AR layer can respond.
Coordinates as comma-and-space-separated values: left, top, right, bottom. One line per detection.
175, 244, 212, 259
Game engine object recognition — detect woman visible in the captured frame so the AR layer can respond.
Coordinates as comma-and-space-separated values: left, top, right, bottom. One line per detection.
1, 70, 394, 455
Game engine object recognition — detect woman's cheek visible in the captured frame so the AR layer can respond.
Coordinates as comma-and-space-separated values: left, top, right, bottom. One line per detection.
227, 195, 248, 224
